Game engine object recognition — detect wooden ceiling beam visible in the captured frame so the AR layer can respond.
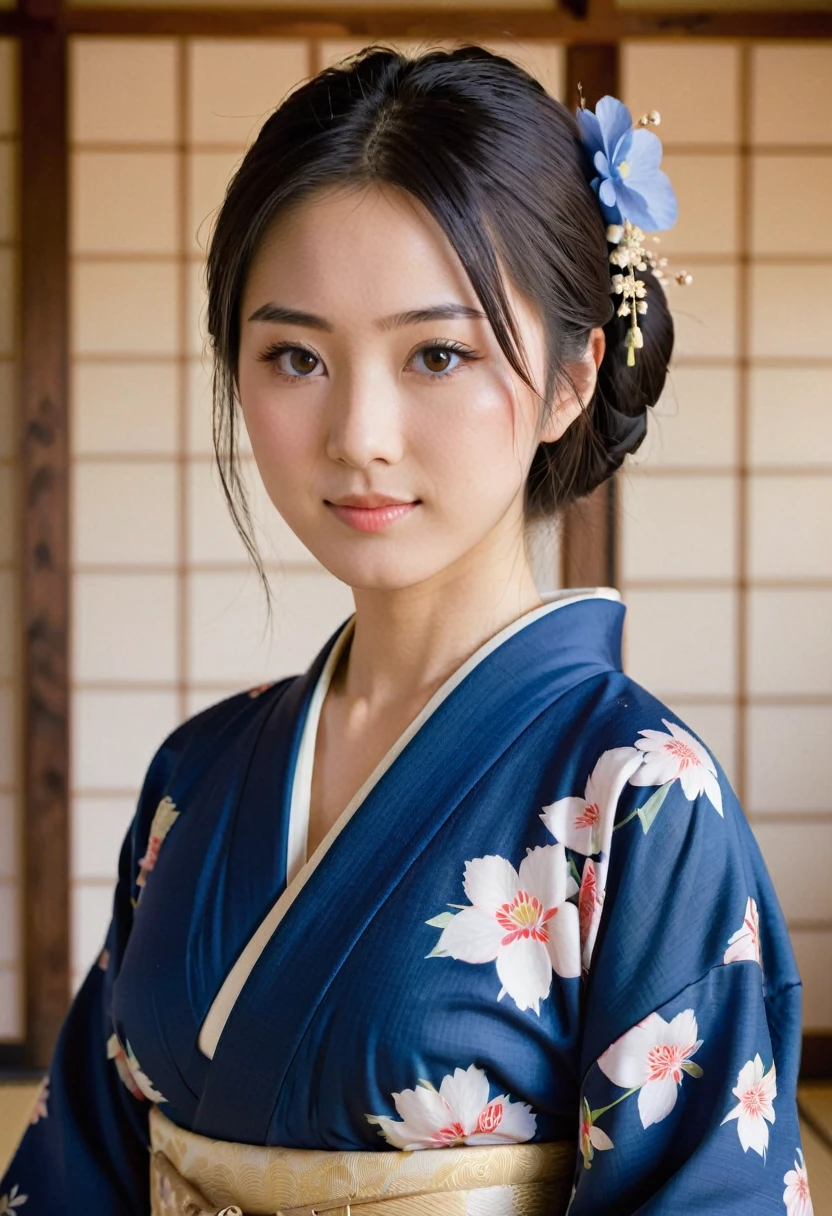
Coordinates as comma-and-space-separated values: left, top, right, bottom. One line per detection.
2, 6, 832, 41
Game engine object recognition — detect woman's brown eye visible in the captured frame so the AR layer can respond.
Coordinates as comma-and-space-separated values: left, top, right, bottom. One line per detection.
421, 348, 453, 374
290, 350, 318, 375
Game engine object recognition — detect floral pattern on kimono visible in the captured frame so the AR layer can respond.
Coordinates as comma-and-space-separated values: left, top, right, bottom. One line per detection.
0, 1184, 27, 1213
426, 844, 580, 1013
783, 1149, 813, 1216
721, 1054, 777, 1159
107, 1033, 167, 1104
366, 1064, 537, 1149
551, 720, 806, 1214
28, 1078, 49, 1125
136, 796, 179, 891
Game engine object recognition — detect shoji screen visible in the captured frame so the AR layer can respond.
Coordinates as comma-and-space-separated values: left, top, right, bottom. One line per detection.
620, 41, 832, 1031
68, 36, 564, 989
69, 37, 352, 990
0, 37, 21, 1042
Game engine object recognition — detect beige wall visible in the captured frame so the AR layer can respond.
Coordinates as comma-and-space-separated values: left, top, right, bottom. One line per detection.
620, 41, 832, 1030
0, 37, 22, 1043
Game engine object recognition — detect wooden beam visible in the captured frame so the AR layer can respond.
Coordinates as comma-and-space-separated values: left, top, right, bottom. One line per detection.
0, 6, 829, 41
560, 42, 619, 590
19, 12, 70, 1069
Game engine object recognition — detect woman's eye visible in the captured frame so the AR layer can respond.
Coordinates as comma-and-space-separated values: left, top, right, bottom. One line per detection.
257, 343, 323, 380
410, 342, 479, 379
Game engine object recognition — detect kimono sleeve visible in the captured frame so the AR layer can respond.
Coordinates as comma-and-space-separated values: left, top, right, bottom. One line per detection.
0, 731, 183, 1216
555, 714, 810, 1216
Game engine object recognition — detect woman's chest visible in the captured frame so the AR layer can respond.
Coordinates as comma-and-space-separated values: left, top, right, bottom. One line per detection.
113, 695, 591, 1146
306, 693, 427, 856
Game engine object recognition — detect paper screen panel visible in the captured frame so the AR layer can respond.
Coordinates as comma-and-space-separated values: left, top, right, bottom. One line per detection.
621, 38, 832, 1030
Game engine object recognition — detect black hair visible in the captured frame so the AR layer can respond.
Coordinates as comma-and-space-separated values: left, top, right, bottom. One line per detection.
205, 42, 674, 588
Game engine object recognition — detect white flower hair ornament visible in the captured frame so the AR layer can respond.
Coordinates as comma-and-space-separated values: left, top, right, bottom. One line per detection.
576, 88, 692, 367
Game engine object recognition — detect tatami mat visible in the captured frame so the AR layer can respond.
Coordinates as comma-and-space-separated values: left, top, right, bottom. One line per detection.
2, 1080, 832, 1205
0, 1084, 38, 1178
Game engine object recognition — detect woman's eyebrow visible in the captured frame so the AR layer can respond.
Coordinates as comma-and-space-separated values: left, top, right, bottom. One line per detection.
246, 302, 487, 331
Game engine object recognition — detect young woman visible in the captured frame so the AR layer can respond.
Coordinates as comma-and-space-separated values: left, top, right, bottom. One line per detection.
1, 43, 810, 1216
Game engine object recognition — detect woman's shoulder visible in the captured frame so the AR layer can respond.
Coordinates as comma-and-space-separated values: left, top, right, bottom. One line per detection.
168, 676, 297, 754
557, 667, 733, 814
550, 672, 799, 1025
135, 676, 299, 818
544, 668, 760, 910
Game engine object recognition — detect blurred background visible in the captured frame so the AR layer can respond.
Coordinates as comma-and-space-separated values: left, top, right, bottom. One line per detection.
0, 0, 831, 1192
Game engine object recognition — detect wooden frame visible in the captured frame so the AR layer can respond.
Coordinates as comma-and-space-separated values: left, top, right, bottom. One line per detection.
3, 6, 832, 38
2, 0, 830, 1074
560, 40, 618, 590
0, 0, 71, 1073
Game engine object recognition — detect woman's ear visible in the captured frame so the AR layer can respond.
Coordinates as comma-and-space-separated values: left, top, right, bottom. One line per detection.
539, 326, 606, 444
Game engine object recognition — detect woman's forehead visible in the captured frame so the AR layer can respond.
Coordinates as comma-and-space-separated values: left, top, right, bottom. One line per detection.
242, 184, 481, 325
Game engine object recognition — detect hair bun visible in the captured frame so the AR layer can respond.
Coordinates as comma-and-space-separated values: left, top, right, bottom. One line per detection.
594, 264, 674, 472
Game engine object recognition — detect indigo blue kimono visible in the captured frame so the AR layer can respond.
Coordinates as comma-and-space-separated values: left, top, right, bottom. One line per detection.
0, 590, 812, 1215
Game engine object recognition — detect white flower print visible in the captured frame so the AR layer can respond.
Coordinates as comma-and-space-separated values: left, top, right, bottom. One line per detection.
0, 1185, 27, 1213
136, 796, 179, 889
28, 1075, 48, 1124
428, 845, 581, 1014
580, 1097, 614, 1170
540, 747, 643, 855
107, 1033, 167, 1103
724, 897, 762, 967
783, 1147, 813, 1216
721, 1054, 776, 1159
366, 1064, 536, 1150
597, 1009, 704, 1129
630, 719, 723, 816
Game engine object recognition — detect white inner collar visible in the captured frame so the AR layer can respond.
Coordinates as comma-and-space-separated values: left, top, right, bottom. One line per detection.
284, 585, 621, 885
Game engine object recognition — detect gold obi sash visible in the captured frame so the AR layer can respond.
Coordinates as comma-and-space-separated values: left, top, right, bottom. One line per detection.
149, 1107, 575, 1216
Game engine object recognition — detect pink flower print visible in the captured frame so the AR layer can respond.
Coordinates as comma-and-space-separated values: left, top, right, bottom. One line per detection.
0, 1184, 27, 1213
724, 897, 762, 967
97, 946, 110, 971
247, 682, 274, 698
598, 1009, 703, 1129
137, 837, 160, 883
783, 1148, 813, 1216
580, 1097, 614, 1170
136, 796, 179, 889
578, 859, 604, 971
428, 845, 581, 1014
721, 1054, 776, 1159
107, 1033, 167, 1103
630, 719, 722, 816
541, 747, 643, 855
107, 1033, 143, 1099
366, 1064, 537, 1150
28, 1076, 49, 1124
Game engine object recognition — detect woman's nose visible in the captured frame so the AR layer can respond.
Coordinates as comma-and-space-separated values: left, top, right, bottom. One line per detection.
324, 373, 405, 469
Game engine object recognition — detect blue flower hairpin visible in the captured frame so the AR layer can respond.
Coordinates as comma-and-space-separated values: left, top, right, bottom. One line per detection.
576, 89, 691, 366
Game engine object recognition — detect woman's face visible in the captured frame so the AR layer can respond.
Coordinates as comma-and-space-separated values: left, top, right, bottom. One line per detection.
237, 183, 584, 594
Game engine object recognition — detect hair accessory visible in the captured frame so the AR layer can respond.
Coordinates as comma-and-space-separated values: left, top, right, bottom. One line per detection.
576, 91, 691, 366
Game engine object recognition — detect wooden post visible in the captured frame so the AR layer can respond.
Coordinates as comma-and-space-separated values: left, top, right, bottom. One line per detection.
561, 42, 618, 590
18, 6, 70, 1068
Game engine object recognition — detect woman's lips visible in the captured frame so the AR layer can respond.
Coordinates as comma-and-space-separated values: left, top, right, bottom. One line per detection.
326, 501, 420, 533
